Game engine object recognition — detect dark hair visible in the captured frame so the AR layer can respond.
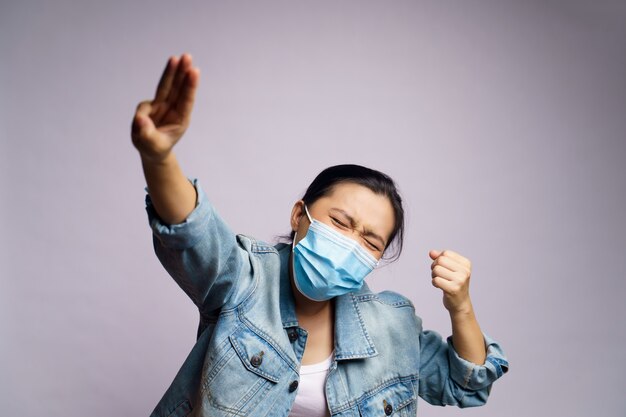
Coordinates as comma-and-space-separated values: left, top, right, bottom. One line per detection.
286, 164, 405, 263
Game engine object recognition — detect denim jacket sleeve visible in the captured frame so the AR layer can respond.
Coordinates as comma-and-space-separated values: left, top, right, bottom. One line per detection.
418, 326, 509, 408
145, 178, 252, 319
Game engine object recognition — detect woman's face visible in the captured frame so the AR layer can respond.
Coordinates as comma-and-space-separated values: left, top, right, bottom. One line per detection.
290, 182, 396, 260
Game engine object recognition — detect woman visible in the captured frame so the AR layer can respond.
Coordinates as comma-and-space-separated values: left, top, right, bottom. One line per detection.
131, 53, 509, 417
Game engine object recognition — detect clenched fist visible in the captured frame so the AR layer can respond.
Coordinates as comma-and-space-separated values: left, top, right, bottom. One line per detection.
429, 249, 473, 314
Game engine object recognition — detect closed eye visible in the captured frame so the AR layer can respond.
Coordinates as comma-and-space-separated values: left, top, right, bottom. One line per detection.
364, 238, 382, 252
332, 217, 382, 252
331, 217, 349, 229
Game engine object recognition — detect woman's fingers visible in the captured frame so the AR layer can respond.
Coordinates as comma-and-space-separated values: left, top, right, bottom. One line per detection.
151, 53, 197, 124
135, 100, 153, 117
431, 276, 453, 290
166, 53, 193, 105
131, 101, 156, 142
431, 264, 458, 281
133, 101, 153, 132
130, 54, 198, 161
432, 255, 470, 276
438, 249, 471, 269
175, 67, 200, 124
154, 56, 179, 103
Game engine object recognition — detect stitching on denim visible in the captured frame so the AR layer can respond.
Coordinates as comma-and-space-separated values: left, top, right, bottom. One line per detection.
330, 376, 419, 413
230, 330, 280, 383
356, 377, 418, 409
351, 293, 377, 355
202, 332, 239, 391
166, 399, 191, 417
239, 315, 299, 374
330, 364, 356, 413
201, 324, 279, 416
220, 238, 259, 314
206, 378, 257, 416
354, 292, 414, 308
486, 356, 507, 378
231, 378, 271, 414
250, 240, 279, 254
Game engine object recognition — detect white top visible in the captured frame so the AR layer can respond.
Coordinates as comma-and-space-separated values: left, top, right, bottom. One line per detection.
288, 350, 334, 417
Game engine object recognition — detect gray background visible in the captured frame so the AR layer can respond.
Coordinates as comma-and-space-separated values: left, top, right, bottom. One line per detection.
2, 0, 625, 416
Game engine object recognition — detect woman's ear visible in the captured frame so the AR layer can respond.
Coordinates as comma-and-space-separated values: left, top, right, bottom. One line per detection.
290, 200, 305, 232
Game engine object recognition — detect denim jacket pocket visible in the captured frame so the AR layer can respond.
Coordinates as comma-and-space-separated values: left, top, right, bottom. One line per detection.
357, 378, 417, 417
202, 325, 287, 414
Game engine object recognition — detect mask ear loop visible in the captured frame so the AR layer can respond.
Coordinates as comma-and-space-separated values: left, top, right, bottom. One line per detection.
292, 203, 311, 250
303, 204, 313, 223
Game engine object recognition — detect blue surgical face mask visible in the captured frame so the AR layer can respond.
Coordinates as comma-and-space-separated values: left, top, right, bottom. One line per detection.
292, 205, 380, 301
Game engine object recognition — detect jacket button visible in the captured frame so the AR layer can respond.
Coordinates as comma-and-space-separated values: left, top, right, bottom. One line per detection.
289, 380, 299, 392
250, 354, 263, 367
384, 403, 393, 415
288, 329, 298, 342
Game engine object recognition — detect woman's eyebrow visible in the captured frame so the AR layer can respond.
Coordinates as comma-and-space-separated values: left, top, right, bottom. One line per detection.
329, 208, 387, 247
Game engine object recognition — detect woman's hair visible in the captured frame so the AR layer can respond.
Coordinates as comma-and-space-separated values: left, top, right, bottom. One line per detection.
287, 164, 405, 262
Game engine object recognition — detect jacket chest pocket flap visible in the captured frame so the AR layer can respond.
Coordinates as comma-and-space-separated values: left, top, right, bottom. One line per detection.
229, 326, 283, 383
357, 379, 416, 417
203, 325, 286, 413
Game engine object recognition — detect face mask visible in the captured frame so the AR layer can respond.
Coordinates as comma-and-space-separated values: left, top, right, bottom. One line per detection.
292, 205, 380, 301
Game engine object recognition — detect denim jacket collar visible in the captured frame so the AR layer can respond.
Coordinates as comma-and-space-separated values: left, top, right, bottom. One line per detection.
277, 244, 379, 361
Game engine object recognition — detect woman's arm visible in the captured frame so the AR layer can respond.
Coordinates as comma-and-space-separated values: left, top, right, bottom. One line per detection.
449, 302, 486, 365
131, 54, 254, 319
418, 249, 508, 407
131, 53, 199, 224
140, 153, 197, 225
429, 249, 486, 364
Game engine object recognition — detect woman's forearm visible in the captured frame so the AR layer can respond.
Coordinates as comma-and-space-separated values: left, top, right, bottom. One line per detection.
449, 303, 486, 365
142, 152, 197, 225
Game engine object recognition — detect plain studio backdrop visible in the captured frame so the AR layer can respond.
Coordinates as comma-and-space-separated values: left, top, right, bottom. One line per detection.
1, 1, 625, 416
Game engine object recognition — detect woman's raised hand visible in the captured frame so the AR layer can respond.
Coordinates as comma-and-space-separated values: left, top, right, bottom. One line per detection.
131, 53, 200, 163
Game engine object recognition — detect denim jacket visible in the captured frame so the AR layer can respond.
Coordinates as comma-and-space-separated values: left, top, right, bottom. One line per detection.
145, 179, 509, 417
